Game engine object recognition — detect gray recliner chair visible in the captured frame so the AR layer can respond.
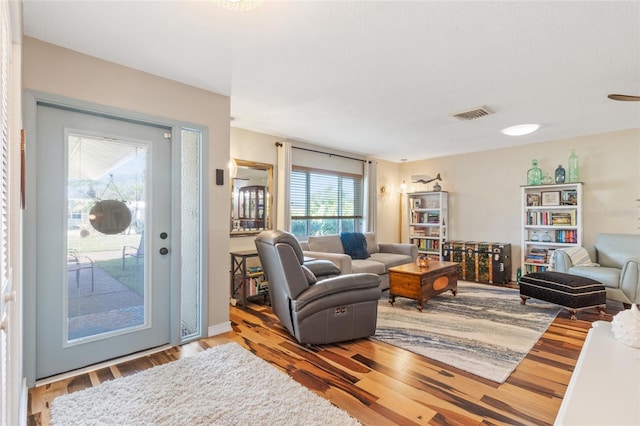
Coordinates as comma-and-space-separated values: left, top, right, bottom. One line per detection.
255, 230, 381, 344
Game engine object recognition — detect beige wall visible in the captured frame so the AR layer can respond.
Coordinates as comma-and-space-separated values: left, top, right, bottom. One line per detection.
22, 38, 231, 331
229, 127, 279, 254
379, 128, 640, 275
373, 158, 402, 243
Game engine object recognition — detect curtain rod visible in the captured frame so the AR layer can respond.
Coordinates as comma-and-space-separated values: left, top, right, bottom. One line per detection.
284, 144, 367, 163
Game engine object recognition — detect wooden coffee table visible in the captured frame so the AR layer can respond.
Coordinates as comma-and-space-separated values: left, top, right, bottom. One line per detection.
388, 261, 459, 311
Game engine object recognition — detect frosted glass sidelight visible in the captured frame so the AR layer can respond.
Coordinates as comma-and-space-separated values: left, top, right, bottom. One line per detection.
180, 129, 201, 338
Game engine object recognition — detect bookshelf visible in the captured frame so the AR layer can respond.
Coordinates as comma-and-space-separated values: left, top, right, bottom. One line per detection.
230, 250, 269, 308
521, 183, 583, 274
407, 191, 448, 260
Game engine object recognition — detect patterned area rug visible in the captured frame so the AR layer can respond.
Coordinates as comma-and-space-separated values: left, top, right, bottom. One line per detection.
51, 342, 360, 426
374, 281, 561, 383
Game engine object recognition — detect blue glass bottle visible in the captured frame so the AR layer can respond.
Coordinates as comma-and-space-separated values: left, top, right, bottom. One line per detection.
555, 165, 566, 183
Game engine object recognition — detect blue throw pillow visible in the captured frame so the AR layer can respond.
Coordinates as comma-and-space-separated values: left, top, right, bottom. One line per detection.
340, 232, 369, 260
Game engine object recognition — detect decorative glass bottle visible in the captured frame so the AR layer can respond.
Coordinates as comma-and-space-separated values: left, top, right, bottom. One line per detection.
527, 159, 543, 185
555, 165, 566, 183
541, 231, 552, 242
568, 149, 579, 182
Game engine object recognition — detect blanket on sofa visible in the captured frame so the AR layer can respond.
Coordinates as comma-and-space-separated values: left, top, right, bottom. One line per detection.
548, 246, 599, 271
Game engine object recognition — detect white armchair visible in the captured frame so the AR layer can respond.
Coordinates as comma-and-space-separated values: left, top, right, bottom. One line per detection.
553, 233, 640, 306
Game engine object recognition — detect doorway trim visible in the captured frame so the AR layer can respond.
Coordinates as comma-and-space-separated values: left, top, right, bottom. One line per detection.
22, 90, 209, 386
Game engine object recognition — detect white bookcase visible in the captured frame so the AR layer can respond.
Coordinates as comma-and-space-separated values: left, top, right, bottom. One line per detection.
407, 191, 448, 260
521, 183, 583, 274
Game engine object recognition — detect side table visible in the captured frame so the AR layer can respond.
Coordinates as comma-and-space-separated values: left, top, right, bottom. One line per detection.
230, 250, 268, 308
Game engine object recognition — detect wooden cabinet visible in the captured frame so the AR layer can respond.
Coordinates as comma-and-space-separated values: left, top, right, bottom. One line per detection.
238, 185, 266, 230
407, 191, 448, 260
521, 183, 583, 274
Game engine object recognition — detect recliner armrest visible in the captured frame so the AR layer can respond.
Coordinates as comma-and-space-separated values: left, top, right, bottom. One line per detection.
293, 273, 381, 311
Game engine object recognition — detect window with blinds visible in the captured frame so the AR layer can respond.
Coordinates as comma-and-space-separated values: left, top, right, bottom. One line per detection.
290, 167, 363, 238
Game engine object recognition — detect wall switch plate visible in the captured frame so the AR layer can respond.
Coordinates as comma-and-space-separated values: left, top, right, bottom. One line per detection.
216, 169, 224, 185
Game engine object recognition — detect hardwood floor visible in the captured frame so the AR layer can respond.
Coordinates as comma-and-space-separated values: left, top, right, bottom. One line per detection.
27, 293, 624, 426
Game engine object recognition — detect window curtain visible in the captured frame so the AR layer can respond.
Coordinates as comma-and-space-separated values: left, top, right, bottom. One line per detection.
364, 160, 377, 232
276, 141, 291, 231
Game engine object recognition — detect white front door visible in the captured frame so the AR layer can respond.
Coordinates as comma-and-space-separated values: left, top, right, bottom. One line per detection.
34, 103, 172, 380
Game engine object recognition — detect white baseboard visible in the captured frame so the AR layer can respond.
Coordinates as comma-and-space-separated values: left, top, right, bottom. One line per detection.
208, 321, 232, 337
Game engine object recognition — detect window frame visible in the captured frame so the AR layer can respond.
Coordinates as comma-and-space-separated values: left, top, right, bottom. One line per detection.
290, 166, 364, 238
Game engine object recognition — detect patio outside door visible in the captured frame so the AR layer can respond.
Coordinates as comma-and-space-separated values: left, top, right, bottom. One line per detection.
34, 103, 171, 380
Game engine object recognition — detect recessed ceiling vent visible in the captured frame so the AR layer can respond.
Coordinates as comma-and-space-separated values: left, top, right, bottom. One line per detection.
451, 106, 493, 121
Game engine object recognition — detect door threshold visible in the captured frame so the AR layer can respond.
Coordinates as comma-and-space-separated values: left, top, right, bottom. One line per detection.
34, 344, 173, 387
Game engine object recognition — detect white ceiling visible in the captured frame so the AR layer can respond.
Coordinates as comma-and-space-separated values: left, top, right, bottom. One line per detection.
22, 1, 640, 162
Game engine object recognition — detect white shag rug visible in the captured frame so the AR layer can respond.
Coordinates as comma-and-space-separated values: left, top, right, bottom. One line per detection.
51, 342, 360, 426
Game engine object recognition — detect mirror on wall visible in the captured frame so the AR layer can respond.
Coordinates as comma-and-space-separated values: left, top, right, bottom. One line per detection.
230, 159, 273, 236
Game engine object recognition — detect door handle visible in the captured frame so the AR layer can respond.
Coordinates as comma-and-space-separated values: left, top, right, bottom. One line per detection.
159, 247, 169, 255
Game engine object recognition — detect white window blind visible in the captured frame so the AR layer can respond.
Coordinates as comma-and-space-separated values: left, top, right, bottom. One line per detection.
290, 147, 365, 238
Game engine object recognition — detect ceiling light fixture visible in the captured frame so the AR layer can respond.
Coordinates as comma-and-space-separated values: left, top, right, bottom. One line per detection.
213, 0, 262, 12
501, 124, 540, 136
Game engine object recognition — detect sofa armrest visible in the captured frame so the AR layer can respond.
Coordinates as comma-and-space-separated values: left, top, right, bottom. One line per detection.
293, 273, 381, 312
379, 243, 419, 260
620, 257, 640, 304
302, 250, 352, 274
553, 250, 573, 272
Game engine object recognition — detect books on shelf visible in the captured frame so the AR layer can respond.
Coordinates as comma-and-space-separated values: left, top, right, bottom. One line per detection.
235, 273, 267, 297
411, 211, 440, 224
526, 210, 577, 226
525, 264, 548, 273
555, 230, 578, 243
410, 227, 440, 237
409, 226, 425, 236
525, 247, 556, 265
410, 238, 440, 252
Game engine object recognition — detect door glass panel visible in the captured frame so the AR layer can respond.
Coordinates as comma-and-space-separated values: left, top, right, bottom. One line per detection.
180, 129, 201, 339
66, 133, 147, 343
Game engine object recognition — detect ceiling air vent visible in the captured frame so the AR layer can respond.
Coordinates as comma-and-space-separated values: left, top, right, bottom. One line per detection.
451, 106, 493, 121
